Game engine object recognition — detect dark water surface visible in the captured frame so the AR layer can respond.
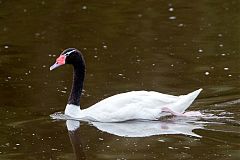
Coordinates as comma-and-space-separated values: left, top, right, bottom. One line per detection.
0, 0, 239, 159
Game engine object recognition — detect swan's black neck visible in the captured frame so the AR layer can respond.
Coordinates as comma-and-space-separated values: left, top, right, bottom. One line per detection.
67, 62, 85, 106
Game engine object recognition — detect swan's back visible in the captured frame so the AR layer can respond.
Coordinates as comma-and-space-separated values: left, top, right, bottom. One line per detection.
86, 91, 176, 111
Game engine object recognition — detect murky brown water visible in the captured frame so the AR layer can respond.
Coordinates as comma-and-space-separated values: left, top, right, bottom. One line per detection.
0, 0, 239, 159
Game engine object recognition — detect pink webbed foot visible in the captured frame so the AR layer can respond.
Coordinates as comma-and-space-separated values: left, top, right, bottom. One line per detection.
161, 107, 186, 116
161, 107, 203, 117
183, 111, 203, 117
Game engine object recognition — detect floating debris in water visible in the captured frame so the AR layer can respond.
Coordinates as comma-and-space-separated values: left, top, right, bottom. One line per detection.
218, 33, 223, 37
205, 72, 210, 75
82, 6, 87, 10
178, 23, 184, 27
138, 14, 143, 18
4, 45, 9, 49
3, 27, 8, 32
169, 8, 174, 12
103, 45, 107, 49
219, 44, 223, 47
35, 32, 40, 37
60, 90, 66, 93
198, 49, 203, 53
169, 16, 176, 20
221, 53, 226, 56
158, 139, 165, 142
224, 67, 229, 70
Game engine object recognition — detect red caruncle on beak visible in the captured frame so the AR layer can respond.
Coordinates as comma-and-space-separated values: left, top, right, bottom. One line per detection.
50, 55, 66, 71
56, 55, 66, 65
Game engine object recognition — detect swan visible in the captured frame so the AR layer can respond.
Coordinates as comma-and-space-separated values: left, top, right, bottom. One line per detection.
50, 48, 202, 122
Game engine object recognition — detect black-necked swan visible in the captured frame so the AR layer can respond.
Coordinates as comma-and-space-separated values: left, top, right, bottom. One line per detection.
50, 48, 202, 122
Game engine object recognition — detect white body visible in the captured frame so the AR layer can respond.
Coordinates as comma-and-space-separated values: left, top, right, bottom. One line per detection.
65, 89, 202, 122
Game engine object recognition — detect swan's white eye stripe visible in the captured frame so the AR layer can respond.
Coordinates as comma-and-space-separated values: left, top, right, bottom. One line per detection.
64, 49, 76, 56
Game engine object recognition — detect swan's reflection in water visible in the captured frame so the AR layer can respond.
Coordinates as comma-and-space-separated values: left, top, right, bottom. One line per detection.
66, 118, 204, 160
67, 122, 86, 160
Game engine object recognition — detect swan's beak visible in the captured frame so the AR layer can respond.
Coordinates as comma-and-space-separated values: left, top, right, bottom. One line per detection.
50, 55, 66, 71
50, 62, 63, 71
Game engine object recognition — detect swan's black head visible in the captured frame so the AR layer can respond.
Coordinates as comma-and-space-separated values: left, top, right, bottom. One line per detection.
50, 48, 85, 70
50, 48, 85, 106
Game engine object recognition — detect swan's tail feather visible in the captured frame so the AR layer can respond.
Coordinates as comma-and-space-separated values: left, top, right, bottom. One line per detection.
171, 88, 202, 113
